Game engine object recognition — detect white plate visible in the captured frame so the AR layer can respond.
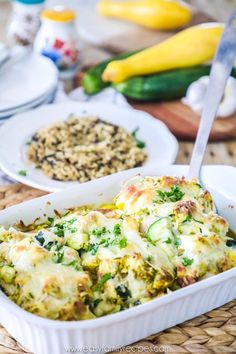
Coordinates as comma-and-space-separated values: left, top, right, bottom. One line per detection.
0, 53, 58, 112
0, 165, 236, 354
0, 82, 58, 117
0, 91, 56, 124
0, 43, 9, 64
0, 86, 57, 119
0, 102, 178, 192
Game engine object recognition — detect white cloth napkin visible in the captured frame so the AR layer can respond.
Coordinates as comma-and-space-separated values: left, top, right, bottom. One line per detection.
56, 86, 131, 107
0, 86, 130, 185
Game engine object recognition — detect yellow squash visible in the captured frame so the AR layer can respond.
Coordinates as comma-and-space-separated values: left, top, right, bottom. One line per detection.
102, 23, 224, 83
98, 0, 192, 30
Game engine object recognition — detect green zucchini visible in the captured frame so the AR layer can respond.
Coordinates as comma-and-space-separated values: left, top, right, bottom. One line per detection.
82, 50, 140, 95
113, 67, 236, 101
147, 217, 173, 243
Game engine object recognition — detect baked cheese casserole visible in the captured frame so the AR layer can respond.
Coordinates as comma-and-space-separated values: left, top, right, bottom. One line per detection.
0, 176, 235, 321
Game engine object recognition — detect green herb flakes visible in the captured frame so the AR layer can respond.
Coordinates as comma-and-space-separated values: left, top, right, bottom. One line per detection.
89, 244, 99, 255
119, 237, 127, 249
53, 247, 64, 264
132, 127, 146, 149
44, 241, 55, 251
183, 214, 204, 224
63, 260, 80, 271
154, 185, 184, 204
113, 224, 121, 237
48, 217, 54, 225
95, 273, 112, 291
182, 257, 194, 267
175, 238, 182, 248
146, 234, 156, 246
53, 224, 64, 237
92, 227, 107, 237
18, 170, 27, 177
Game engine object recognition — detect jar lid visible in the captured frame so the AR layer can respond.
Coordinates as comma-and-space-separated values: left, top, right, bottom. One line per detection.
15, 0, 45, 4
41, 7, 76, 22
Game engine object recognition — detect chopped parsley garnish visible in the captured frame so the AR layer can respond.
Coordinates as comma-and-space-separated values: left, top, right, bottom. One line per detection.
182, 257, 194, 267
44, 241, 55, 251
182, 214, 203, 224
35, 233, 58, 251
63, 260, 80, 271
88, 243, 99, 255
53, 224, 64, 237
95, 273, 112, 291
53, 249, 64, 264
93, 298, 102, 308
18, 170, 27, 177
48, 217, 54, 225
52, 245, 64, 264
113, 224, 121, 237
109, 224, 127, 249
100, 238, 110, 247
68, 227, 77, 233
146, 234, 156, 246
51, 218, 77, 237
182, 214, 192, 223
132, 127, 146, 149
154, 185, 184, 204
175, 238, 181, 248
164, 237, 172, 244
119, 237, 127, 249
64, 218, 76, 227
92, 227, 107, 237
35, 231, 45, 246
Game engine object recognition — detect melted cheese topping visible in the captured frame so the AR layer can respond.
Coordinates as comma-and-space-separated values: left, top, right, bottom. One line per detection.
0, 176, 235, 321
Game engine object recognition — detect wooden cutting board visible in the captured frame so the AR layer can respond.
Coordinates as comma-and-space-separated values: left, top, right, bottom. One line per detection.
131, 100, 236, 142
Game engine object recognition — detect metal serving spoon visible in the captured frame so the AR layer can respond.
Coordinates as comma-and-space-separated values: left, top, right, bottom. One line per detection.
187, 12, 236, 184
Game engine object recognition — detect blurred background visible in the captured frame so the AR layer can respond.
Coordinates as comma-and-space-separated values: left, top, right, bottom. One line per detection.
1, 0, 236, 43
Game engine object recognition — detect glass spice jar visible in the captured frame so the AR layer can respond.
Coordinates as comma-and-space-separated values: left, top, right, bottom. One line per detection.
34, 7, 80, 79
7, 0, 45, 46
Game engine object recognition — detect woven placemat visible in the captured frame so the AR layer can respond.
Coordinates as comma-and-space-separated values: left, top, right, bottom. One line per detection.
0, 183, 236, 354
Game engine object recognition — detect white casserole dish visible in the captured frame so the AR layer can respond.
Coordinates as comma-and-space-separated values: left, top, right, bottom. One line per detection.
0, 164, 236, 354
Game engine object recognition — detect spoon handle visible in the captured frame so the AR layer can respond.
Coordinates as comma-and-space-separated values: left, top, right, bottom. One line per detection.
188, 13, 236, 180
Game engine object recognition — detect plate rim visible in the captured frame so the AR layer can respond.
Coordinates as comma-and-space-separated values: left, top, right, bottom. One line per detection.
0, 86, 58, 119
